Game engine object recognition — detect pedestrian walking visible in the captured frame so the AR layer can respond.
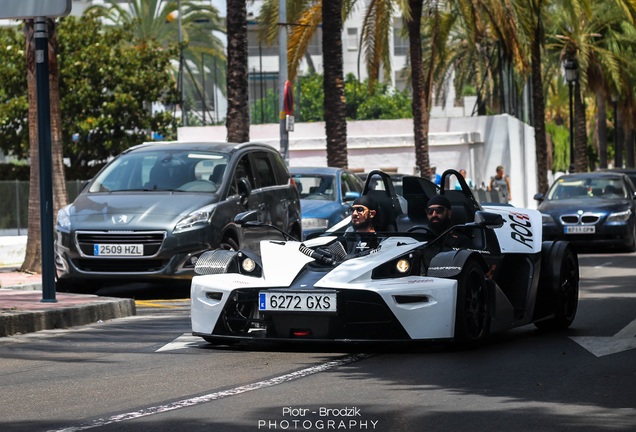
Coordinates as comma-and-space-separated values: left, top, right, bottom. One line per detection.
489, 165, 511, 203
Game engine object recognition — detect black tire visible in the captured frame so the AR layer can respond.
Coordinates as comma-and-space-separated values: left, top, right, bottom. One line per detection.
625, 223, 636, 253
535, 242, 579, 330
220, 236, 239, 251
453, 259, 489, 347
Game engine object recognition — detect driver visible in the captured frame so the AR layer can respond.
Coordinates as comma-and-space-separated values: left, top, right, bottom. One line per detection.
426, 195, 453, 235
426, 195, 473, 248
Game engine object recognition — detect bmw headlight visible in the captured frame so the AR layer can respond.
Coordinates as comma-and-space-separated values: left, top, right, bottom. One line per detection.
56, 205, 72, 231
607, 209, 632, 222
302, 218, 329, 230
541, 213, 555, 224
174, 204, 214, 232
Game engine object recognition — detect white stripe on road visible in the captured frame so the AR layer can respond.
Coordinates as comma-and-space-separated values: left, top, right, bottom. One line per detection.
48, 353, 372, 432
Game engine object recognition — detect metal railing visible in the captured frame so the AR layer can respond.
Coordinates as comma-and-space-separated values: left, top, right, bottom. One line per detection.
0, 180, 86, 236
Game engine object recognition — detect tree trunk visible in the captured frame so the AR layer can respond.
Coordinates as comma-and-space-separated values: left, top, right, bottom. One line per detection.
615, 104, 624, 168
21, 19, 68, 274
625, 126, 634, 168
531, 17, 549, 194
226, 0, 250, 143
596, 90, 608, 169
407, 0, 431, 178
322, 0, 348, 168
574, 79, 587, 172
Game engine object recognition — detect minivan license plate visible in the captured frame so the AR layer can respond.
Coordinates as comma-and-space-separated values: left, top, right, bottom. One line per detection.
94, 244, 143, 256
259, 292, 337, 312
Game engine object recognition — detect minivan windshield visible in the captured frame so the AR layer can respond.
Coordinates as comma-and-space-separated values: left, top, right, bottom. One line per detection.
89, 149, 229, 193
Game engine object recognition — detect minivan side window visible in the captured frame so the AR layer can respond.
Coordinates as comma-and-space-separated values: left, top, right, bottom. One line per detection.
229, 156, 254, 196
269, 152, 290, 186
252, 152, 276, 188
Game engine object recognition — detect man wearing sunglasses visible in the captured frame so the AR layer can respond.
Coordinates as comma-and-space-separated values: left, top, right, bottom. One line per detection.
426, 195, 453, 235
350, 195, 378, 233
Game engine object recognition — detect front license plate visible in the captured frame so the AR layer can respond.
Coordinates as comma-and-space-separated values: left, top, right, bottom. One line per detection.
564, 226, 595, 234
259, 292, 337, 312
94, 244, 144, 256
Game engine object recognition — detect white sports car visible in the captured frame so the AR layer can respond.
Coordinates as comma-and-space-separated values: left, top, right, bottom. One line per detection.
191, 170, 579, 346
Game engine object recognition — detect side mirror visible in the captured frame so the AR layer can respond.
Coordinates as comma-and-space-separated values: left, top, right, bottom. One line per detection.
533, 193, 545, 202
343, 191, 360, 202
238, 177, 252, 198
234, 210, 258, 225
473, 210, 504, 228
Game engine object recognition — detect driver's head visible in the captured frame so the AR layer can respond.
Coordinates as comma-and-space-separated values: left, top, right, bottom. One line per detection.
426, 195, 452, 233
351, 195, 378, 232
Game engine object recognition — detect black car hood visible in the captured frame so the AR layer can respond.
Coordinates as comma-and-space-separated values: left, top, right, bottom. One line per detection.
68, 192, 221, 230
539, 198, 630, 213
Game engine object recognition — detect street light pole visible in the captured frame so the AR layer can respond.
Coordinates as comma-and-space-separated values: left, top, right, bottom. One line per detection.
563, 59, 578, 173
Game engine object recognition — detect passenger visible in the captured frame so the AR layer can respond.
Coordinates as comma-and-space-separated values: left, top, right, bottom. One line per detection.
345, 195, 381, 254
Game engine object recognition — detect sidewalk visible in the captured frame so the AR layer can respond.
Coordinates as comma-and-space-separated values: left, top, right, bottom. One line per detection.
0, 266, 136, 338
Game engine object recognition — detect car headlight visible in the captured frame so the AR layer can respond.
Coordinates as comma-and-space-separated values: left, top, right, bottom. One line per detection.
56, 205, 72, 231
174, 205, 214, 233
607, 209, 632, 222
372, 252, 420, 279
541, 213, 555, 224
302, 218, 329, 230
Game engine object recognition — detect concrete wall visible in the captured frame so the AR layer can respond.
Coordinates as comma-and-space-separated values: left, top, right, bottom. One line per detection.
178, 114, 537, 209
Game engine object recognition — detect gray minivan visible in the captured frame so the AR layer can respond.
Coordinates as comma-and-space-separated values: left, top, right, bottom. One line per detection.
54, 141, 301, 290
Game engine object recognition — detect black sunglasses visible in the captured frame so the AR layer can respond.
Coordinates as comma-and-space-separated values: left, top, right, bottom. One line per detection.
426, 206, 447, 215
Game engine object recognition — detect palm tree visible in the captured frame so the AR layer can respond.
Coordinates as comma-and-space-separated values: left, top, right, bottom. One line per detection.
322, 0, 348, 167
547, 0, 626, 172
21, 19, 68, 274
226, 0, 250, 142
88, 0, 226, 124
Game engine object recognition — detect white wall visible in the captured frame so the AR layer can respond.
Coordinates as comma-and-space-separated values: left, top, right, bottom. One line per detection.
179, 114, 537, 208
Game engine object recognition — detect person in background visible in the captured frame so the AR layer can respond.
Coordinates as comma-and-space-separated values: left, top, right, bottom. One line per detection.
455, 168, 475, 190
489, 165, 511, 203
431, 167, 442, 186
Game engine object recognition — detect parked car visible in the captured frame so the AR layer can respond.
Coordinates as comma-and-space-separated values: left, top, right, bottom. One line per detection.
598, 167, 636, 187
357, 172, 407, 195
55, 141, 302, 290
290, 167, 364, 239
535, 172, 636, 252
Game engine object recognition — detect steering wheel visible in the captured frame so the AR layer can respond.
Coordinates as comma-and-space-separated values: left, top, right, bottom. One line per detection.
406, 225, 436, 236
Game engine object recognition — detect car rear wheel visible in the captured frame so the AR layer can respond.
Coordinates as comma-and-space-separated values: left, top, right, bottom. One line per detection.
535, 242, 579, 330
453, 259, 489, 347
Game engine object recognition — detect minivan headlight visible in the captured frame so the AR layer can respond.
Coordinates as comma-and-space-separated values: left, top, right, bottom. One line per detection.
174, 205, 214, 232
56, 205, 72, 231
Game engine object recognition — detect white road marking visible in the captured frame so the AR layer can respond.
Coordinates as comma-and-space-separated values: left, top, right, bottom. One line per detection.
571, 318, 636, 357
47, 353, 372, 432
155, 333, 202, 352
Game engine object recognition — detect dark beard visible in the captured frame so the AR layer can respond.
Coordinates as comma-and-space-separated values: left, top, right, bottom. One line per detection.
353, 218, 373, 231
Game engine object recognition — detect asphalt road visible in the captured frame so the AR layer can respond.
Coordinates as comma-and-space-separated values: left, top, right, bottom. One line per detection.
0, 252, 635, 432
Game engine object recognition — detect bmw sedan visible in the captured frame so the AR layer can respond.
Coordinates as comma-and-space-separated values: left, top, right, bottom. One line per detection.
290, 167, 363, 239
55, 141, 302, 290
535, 172, 636, 252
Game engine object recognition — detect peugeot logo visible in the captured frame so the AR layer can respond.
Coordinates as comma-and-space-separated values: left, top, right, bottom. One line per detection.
112, 215, 130, 224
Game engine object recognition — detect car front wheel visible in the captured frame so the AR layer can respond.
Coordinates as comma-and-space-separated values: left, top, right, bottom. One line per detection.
453, 259, 489, 347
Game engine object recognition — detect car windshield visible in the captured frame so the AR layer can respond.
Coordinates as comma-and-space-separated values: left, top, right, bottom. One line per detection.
293, 174, 336, 201
88, 149, 229, 193
547, 177, 626, 200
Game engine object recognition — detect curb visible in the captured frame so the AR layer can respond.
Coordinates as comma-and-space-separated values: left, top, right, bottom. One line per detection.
0, 296, 136, 337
